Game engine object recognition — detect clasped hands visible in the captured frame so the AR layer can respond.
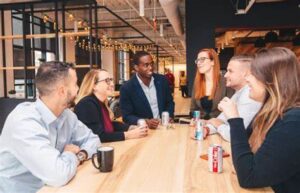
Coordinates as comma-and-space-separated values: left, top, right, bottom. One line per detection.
217, 97, 239, 119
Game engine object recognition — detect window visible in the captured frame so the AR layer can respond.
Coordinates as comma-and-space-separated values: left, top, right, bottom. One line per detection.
11, 11, 55, 98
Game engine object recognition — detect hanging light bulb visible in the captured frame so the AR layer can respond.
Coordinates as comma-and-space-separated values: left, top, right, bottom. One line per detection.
68, 13, 74, 22
53, 21, 57, 30
139, 0, 145, 17
152, 17, 157, 31
160, 23, 164, 37
77, 20, 83, 27
102, 34, 107, 41
74, 20, 78, 33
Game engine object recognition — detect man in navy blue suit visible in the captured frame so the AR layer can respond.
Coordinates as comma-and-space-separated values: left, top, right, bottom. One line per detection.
120, 51, 175, 129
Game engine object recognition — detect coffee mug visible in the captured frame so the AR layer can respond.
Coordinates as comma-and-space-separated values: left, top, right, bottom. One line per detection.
92, 146, 114, 172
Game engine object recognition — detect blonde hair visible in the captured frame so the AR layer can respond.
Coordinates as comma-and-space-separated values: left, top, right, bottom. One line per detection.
194, 48, 220, 99
75, 69, 102, 104
75, 69, 114, 119
249, 47, 300, 153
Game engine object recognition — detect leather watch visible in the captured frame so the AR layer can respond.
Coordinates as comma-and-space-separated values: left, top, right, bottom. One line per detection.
76, 150, 88, 165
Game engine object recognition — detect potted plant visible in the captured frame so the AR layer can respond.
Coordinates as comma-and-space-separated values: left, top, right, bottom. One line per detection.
8, 90, 16, 98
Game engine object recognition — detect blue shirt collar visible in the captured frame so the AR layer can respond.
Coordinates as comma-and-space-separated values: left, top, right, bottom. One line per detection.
35, 98, 59, 126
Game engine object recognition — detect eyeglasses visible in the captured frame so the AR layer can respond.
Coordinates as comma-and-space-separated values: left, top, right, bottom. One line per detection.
95, 78, 113, 85
195, 57, 210, 64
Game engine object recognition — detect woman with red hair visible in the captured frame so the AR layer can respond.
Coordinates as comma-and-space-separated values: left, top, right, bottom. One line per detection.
190, 48, 230, 119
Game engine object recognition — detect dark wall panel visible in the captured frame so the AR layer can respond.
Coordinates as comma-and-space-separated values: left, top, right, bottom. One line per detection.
186, 0, 300, 94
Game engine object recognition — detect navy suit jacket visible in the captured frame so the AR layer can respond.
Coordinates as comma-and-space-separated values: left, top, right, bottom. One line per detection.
120, 73, 175, 125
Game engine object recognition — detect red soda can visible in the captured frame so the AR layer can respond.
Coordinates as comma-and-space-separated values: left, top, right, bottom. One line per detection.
208, 144, 223, 173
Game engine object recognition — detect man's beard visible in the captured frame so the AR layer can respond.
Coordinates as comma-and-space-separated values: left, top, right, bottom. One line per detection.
66, 91, 76, 108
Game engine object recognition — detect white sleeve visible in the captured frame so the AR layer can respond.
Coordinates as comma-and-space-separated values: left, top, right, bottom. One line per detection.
213, 112, 231, 141
216, 112, 227, 122
71, 120, 101, 158
215, 101, 261, 142
206, 124, 218, 135
207, 112, 227, 135
216, 124, 231, 142
237, 101, 261, 129
213, 89, 261, 142
236, 86, 262, 128
214, 102, 260, 142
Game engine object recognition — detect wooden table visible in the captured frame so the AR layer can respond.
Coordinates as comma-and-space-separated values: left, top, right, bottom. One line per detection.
38, 124, 273, 193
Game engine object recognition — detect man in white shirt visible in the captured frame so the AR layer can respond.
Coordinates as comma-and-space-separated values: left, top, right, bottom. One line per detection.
0, 61, 100, 193
205, 55, 262, 142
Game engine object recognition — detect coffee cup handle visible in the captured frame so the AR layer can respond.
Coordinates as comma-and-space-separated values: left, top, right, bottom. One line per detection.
91, 153, 100, 169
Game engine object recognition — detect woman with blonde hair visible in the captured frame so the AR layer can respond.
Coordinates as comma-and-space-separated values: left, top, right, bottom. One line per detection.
190, 48, 232, 119
74, 69, 148, 142
218, 47, 300, 192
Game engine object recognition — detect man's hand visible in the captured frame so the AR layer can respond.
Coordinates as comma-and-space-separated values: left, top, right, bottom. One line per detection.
190, 126, 209, 140
218, 97, 239, 119
169, 118, 174, 123
63, 144, 80, 154
207, 118, 224, 128
145, 119, 160, 129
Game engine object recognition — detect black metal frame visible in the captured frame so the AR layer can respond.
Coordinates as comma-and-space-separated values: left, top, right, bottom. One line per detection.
22, 6, 28, 98
0, 0, 170, 99
30, 5, 35, 98
16, 4, 169, 56
1, 9, 7, 98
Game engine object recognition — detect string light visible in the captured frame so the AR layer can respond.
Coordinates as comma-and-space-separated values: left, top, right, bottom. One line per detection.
75, 35, 154, 53
77, 20, 83, 27
160, 23, 164, 37
67, 12, 74, 22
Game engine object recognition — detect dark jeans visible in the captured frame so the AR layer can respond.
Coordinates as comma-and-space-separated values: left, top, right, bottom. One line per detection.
180, 85, 188, 97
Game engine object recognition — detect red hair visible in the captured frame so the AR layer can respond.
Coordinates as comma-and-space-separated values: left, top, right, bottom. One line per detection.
194, 48, 220, 99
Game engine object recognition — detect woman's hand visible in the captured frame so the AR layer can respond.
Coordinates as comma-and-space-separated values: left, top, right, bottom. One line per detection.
218, 97, 239, 119
125, 126, 148, 139
128, 125, 137, 130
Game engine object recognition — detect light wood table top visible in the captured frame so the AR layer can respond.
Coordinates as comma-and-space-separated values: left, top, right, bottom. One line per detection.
38, 124, 273, 193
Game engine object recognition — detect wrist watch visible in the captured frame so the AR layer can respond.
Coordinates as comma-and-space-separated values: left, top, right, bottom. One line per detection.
76, 150, 88, 165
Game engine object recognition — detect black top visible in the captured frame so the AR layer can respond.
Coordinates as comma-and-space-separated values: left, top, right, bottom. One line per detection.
200, 96, 213, 119
228, 107, 300, 193
190, 74, 234, 118
74, 94, 129, 142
